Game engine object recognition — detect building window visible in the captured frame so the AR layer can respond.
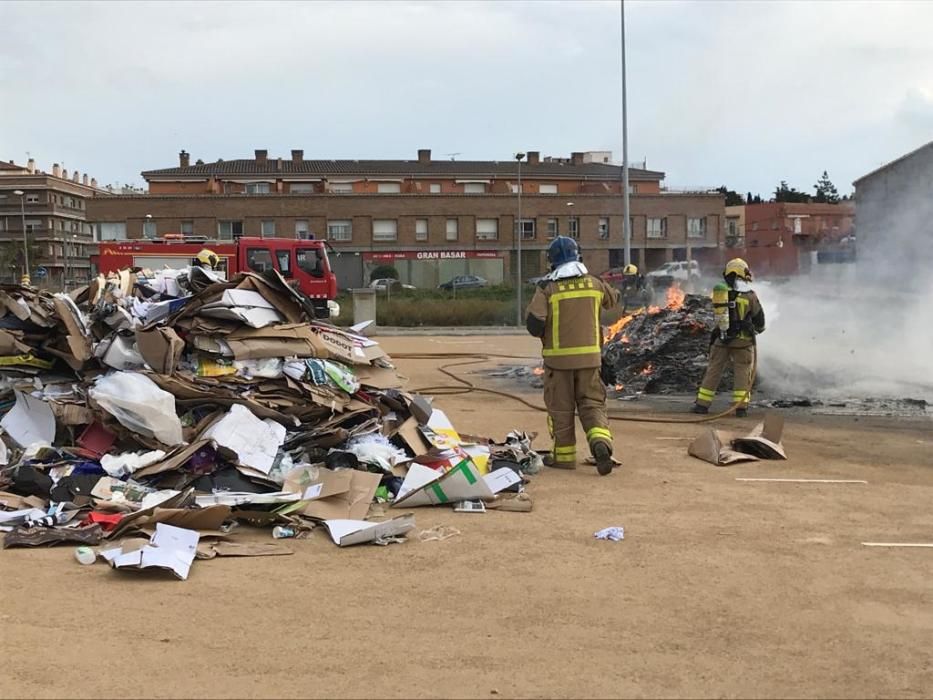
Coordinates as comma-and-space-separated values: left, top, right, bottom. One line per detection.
246, 182, 271, 194
261, 220, 276, 237
290, 182, 314, 194
511, 184, 520, 194
25, 194, 40, 204
181, 221, 194, 235
539, 184, 558, 195
476, 218, 498, 241
446, 218, 459, 241
377, 182, 401, 194
727, 219, 738, 237
25, 219, 42, 233
547, 218, 559, 238
99, 222, 127, 241
415, 218, 429, 241
143, 220, 157, 239
295, 219, 310, 238
568, 217, 579, 239
598, 217, 610, 239
330, 182, 353, 194
752, 222, 759, 232
430, 184, 441, 194
327, 219, 352, 241
647, 217, 667, 239
372, 219, 398, 242
463, 182, 486, 194
793, 217, 802, 234
771, 220, 779, 230
218, 220, 244, 240
516, 219, 536, 240
687, 217, 707, 239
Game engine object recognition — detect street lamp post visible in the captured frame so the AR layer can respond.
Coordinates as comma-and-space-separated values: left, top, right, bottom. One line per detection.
12, 190, 29, 284
514, 152, 526, 326
620, 0, 632, 267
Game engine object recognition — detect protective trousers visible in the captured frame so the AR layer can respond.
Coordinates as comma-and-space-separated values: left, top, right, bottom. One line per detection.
696, 343, 755, 409
543, 366, 613, 467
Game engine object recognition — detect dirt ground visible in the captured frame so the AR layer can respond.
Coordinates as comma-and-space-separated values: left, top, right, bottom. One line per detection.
2, 335, 932, 699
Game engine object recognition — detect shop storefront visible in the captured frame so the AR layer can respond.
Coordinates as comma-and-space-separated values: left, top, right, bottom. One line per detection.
362, 250, 504, 288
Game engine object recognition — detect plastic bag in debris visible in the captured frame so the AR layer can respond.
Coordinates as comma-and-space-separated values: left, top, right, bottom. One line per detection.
284, 358, 360, 394
343, 433, 406, 472
89, 371, 184, 446
234, 358, 284, 380
100, 449, 167, 478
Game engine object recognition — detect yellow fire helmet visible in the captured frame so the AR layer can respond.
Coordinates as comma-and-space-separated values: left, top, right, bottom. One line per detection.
724, 257, 752, 281
623, 264, 638, 275
196, 248, 219, 269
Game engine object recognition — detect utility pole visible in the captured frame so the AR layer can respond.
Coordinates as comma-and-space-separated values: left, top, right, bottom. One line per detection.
12, 190, 29, 284
515, 152, 525, 326
621, 0, 632, 267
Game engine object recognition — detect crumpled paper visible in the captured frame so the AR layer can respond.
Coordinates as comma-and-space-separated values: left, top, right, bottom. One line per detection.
594, 526, 624, 542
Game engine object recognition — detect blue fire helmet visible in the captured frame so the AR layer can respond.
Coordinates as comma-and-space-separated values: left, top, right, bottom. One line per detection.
547, 236, 580, 268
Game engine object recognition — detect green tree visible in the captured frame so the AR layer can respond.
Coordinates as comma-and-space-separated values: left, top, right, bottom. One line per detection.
813, 170, 840, 203
369, 264, 399, 282
717, 186, 745, 207
773, 180, 811, 203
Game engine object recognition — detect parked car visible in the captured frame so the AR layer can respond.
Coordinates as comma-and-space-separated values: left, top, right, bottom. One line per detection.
369, 278, 415, 291
645, 260, 700, 287
439, 275, 488, 291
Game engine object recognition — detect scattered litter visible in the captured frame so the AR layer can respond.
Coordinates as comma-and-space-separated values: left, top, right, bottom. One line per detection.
419, 525, 461, 542
74, 546, 96, 565
688, 414, 787, 465
454, 500, 486, 513
736, 478, 867, 484
861, 542, 933, 548
594, 526, 625, 542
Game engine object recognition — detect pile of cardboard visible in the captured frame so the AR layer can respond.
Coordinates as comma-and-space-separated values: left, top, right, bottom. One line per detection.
0, 268, 537, 579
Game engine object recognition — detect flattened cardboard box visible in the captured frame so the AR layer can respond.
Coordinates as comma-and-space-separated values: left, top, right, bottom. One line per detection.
136, 326, 185, 374
688, 413, 787, 466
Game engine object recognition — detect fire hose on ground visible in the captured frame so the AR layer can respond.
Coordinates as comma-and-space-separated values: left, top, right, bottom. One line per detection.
393, 351, 758, 425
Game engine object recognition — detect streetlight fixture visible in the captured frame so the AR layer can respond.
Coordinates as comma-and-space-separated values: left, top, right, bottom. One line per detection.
12, 190, 28, 283
514, 152, 526, 326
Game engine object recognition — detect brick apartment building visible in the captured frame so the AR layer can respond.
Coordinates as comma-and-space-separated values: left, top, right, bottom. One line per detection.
0, 159, 103, 287
87, 148, 726, 288
724, 201, 854, 277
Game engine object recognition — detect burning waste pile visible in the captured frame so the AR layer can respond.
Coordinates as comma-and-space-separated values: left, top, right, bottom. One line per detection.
600, 285, 735, 397
0, 267, 538, 579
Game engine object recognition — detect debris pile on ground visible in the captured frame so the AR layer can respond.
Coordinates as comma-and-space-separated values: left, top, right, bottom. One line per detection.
600, 288, 734, 397
0, 268, 537, 579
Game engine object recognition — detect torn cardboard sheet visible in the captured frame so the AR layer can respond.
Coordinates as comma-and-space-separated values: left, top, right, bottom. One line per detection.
135, 326, 185, 374
194, 491, 301, 507
393, 461, 521, 507
102, 523, 199, 580
1, 390, 55, 447
201, 404, 286, 475
294, 468, 382, 521
688, 413, 788, 466
196, 541, 293, 559
323, 514, 415, 547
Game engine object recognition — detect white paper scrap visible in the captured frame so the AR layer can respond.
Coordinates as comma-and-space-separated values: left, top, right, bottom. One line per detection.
1, 391, 55, 447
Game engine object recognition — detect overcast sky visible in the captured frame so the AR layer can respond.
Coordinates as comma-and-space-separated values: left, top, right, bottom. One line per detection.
2, 0, 933, 196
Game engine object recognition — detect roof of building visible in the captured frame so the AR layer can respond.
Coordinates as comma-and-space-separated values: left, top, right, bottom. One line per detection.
852, 139, 933, 185
142, 158, 665, 181
0, 161, 27, 172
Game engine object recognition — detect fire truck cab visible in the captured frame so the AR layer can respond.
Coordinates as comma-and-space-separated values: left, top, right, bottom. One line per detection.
92, 236, 339, 317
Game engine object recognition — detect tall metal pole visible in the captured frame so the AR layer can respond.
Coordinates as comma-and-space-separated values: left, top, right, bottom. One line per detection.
621, 0, 632, 267
64, 236, 69, 291
515, 154, 525, 325
19, 193, 29, 283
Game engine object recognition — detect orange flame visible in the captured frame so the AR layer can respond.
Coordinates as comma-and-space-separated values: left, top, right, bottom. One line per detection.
614, 384, 625, 391
532, 367, 544, 376
666, 284, 686, 310
641, 363, 654, 376
604, 312, 636, 343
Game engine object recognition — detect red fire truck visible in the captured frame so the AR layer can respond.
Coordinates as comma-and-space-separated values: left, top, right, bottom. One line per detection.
92, 236, 339, 317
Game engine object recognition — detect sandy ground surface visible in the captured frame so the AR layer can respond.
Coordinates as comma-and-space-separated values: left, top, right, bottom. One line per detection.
2, 334, 932, 699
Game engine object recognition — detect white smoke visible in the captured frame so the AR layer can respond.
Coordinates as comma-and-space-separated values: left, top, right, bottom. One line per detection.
755, 269, 933, 401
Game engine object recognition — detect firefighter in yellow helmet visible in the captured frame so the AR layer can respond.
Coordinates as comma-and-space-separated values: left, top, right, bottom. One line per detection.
526, 236, 621, 475
692, 258, 765, 417
194, 249, 219, 270
620, 263, 647, 313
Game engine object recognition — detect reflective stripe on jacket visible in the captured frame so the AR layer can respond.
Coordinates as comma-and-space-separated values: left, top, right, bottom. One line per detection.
526, 274, 620, 370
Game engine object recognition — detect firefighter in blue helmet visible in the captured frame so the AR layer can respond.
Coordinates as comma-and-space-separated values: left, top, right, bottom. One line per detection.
525, 236, 621, 475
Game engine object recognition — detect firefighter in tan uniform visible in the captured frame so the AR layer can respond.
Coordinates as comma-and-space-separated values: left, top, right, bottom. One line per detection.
526, 237, 620, 475
692, 258, 765, 417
